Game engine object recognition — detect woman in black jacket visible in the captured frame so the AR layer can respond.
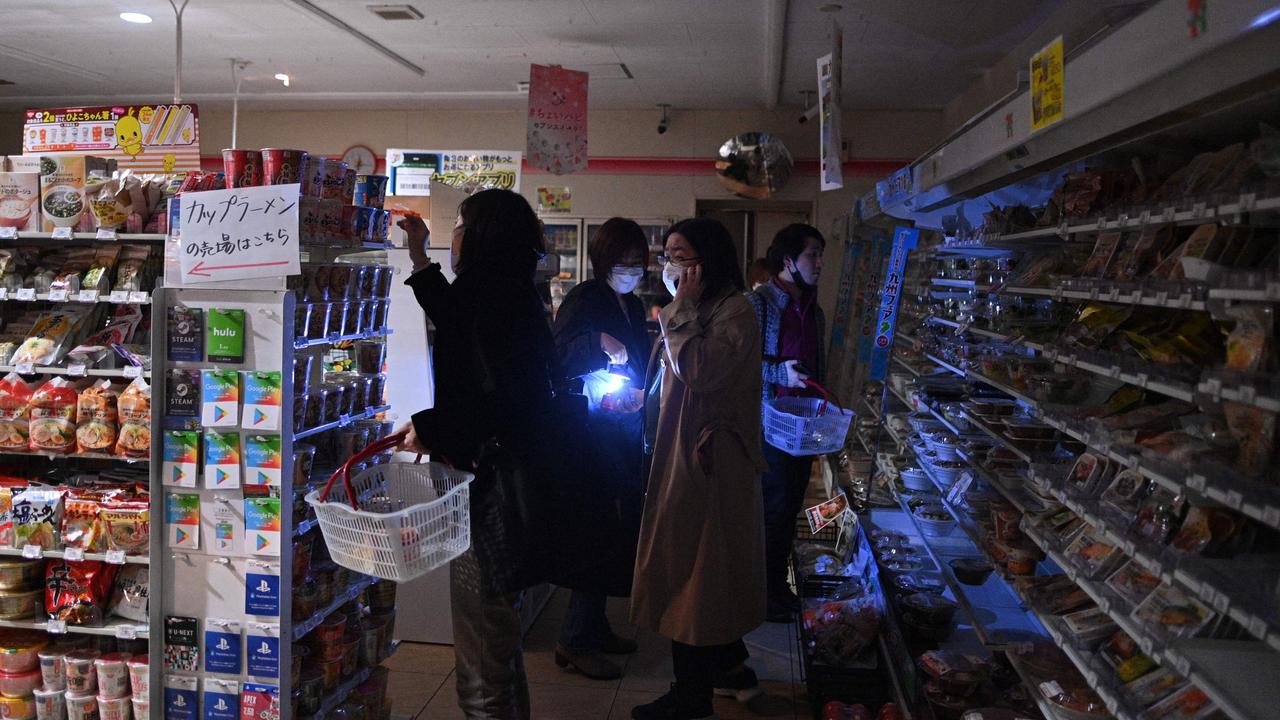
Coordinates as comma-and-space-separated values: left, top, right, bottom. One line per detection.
549, 218, 652, 680
395, 189, 559, 720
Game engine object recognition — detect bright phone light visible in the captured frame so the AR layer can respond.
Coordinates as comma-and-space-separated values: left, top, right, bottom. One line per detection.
274, 73, 291, 87
119, 12, 152, 23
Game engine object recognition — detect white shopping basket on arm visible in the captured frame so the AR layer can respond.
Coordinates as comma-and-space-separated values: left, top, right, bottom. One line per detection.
305, 431, 473, 582
763, 379, 855, 456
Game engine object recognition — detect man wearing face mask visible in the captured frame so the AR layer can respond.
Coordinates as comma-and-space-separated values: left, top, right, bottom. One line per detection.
745, 223, 827, 624
548, 217, 652, 680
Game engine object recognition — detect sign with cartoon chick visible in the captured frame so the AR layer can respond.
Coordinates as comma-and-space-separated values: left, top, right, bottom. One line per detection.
22, 104, 201, 173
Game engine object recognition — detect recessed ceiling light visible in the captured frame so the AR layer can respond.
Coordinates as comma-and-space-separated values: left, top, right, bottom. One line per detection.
119, 12, 152, 24
819, 3, 843, 12
274, 73, 291, 87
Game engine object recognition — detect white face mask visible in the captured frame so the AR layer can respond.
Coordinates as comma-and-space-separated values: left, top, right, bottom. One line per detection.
607, 266, 644, 295
662, 263, 681, 297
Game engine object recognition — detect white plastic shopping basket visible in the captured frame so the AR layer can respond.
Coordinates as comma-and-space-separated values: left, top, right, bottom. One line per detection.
763, 379, 855, 456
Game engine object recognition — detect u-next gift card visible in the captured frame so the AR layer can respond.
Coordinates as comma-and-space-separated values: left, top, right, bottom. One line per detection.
205, 430, 242, 489
244, 435, 282, 487
242, 371, 282, 431
163, 430, 200, 488
201, 369, 241, 427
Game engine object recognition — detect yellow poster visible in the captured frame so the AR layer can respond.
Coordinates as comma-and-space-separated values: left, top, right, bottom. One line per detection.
1030, 36, 1064, 132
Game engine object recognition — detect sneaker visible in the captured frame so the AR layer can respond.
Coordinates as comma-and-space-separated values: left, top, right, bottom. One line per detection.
554, 644, 623, 680
602, 632, 640, 655
631, 685, 715, 720
712, 665, 762, 703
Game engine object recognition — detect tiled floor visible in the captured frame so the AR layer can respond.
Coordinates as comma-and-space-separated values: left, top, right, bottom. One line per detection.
385, 588, 813, 719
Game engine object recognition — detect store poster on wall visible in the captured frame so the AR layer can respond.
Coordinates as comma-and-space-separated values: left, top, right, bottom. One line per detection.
817, 20, 844, 191
527, 64, 588, 175
536, 186, 573, 213
386, 149, 522, 197
22, 104, 201, 173
868, 227, 920, 380
1030, 36, 1064, 132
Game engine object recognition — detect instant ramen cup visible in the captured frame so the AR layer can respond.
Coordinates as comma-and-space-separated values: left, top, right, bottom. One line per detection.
221, 149, 263, 188
262, 149, 308, 185
37, 649, 65, 690
33, 687, 62, 720
0, 631, 46, 672
93, 654, 130, 699
62, 651, 99, 695
0, 694, 35, 720
0, 668, 40, 698
126, 655, 148, 697
64, 692, 96, 720
97, 695, 131, 720
130, 697, 148, 720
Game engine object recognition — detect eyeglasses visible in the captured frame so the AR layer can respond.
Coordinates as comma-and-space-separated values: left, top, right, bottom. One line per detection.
656, 254, 701, 268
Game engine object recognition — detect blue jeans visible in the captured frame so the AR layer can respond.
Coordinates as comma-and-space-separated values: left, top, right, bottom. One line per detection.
558, 590, 612, 653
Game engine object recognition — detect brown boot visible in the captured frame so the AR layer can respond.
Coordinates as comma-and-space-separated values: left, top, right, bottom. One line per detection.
554, 643, 624, 680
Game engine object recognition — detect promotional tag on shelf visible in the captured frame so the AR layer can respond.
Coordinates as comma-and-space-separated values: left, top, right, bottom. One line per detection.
246, 622, 281, 678
162, 431, 200, 488
204, 618, 243, 675
244, 497, 281, 557
244, 435, 282, 487
167, 369, 201, 418
241, 371, 282, 431
201, 369, 241, 427
166, 493, 201, 550
76, 290, 97, 303
15, 288, 35, 301
47, 289, 67, 302
204, 430, 242, 489
177, 184, 301, 284
204, 678, 241, 720
165, 674, 199, 720
108, 290, 128, 303
245, 562, 281, 617
206, 308, 247, 363
164, 616, 201, 671
96, 228, 117, 241
205, 495, 245, 556
239, 683, 280, 720
0, 227, 16, 240
167, 306, 205, 362
805, 491, 849, 535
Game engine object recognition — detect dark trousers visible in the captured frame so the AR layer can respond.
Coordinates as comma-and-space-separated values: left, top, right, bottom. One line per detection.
671, 639, 750, 704
558, 590, 612, 652
761, 440, 814, 597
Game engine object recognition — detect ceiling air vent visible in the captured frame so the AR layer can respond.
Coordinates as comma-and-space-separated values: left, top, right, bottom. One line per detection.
367, 4, 423, 20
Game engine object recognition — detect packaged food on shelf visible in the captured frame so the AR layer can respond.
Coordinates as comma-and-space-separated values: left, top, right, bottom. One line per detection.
45, 560, 119, 626
107, 566, 147, 622
1122, 666, 1188, 709
1131, 583, 1214, 639
1105, 560, 1161, 607
1100, 629, 1156, 684
1064, 526, 1126, 579
1142, 683, 1219, 720
38, 156, 111, 232
114, 377, 149, 458
800, 579, 880, 667
1062, 606, 1118, 645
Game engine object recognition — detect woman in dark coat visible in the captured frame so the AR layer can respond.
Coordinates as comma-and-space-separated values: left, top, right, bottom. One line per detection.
395, 189, 560, 720
549, 218, 652, 680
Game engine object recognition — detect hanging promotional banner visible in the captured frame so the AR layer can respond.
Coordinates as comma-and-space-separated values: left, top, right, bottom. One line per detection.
868, 227, 920, 380
175, 184, 302, 284
527, 64, 588, 175
876, 165, 912, 209
23, 104, 201, 173
856, 230, 891, 366
1030, 36, 1064, 132
827, 239, 862, 355
386, 149, 521, 196
817, 20, 844, 191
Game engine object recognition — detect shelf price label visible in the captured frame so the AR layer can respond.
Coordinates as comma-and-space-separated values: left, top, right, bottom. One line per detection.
15, 363, 34, 375
0, 227, 16, 240
63, 548, 85, 562
66, 363, 87, 377
51, 227, 73, 240
105, 549, 127, 565
108, 291, 129, 303
15, 289, 35, 302
48, 289, 68, 302
96, 228, 118, 241
46, 620, 67, 634
77, 290, 98, 303
128, 291, 149, 304
21, 545, 42, 559
176, 184, 301, 284
116, 624, 138, 640
122, 366, 143, 379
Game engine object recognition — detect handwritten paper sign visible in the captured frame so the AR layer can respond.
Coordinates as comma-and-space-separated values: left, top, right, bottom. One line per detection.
178, 184, 301, 284
527, 64, 588, 175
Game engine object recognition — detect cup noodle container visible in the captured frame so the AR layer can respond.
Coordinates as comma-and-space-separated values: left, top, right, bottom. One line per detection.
130, 698, 147, 720
33, 687, 62, 720
37, 650, 64, 691
97, 695, 131, 720
0, 694, 35, 720
303, 157, 326, 198
62, 651, 98, 696
342, 168, 357, 203
262, 149, 308, 185
64, 693, 96, 720
93, 654, 129, 699
221, 149, 263, 188
125, 656, 147, 698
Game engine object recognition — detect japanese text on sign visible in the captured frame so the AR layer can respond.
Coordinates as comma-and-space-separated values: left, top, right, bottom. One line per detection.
386, 149, 522, 196
176, 184, 301, 284
868, 227, 919, 380
1030, 36, 1064, 132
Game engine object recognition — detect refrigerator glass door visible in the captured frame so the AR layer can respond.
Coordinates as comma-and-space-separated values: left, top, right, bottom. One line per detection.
543, 219, 582, 314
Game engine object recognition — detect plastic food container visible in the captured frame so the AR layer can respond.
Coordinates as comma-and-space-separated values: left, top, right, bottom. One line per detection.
0, 668, 40, 698
368, 375, 387, 408
0, 694, 36, 720
317, 656, 341, 693
96, 695, 130, 720
315, 614, 347, 646
343, 300, 363, 336
329, 302, 351, 339
0, 632, 46, 673
358, 300, 377, 334
340, 632, 361, 675
913, 506, 956, 537
62, 651, 99, 695
126, 655, 147, 697
130, 698, 148, 720
0, 590, 41, 621
64, 693, 96, 720
93, 654, 130, 699
298, 669, 324, 716
307, 302, 331, 340
37, 649, 64, 691
33, 687, 62, 720
950, 558, 993, 586
0, 561, 43, 592
368, 581, 396, 613
359, 615, 389, 667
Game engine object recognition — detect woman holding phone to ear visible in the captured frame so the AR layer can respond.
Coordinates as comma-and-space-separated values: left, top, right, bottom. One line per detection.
629, 218, 768, 720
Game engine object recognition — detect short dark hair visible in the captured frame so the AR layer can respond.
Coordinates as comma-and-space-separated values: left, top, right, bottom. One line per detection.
664, 217, 744, 298
588, 217, 649, 278
456, 188, 546, 278
766, 223, 825, 274
747, 258, 773, 287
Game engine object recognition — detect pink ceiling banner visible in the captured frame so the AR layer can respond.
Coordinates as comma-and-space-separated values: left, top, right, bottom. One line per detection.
527, 64, 588, 175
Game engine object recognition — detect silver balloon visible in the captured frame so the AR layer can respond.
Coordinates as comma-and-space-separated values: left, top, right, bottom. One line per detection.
716, 132, 793, 198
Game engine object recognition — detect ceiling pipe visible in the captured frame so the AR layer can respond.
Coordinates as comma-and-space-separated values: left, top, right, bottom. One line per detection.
169, 0, 189, 102
230, 59, 251, 148
763, 0, 788, 109
285, 0, 426, 77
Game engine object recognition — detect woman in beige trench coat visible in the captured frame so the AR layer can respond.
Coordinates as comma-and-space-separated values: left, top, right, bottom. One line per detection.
630, 218, 769, 720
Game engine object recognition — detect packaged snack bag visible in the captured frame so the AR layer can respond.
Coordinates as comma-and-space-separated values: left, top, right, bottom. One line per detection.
0, 373, 33, 451
115, 378, 150, 459
29, 378, 78, 454
76, 380, 119, 454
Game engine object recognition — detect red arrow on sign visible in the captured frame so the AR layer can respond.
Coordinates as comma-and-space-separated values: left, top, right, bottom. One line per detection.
188, 259, 292, 277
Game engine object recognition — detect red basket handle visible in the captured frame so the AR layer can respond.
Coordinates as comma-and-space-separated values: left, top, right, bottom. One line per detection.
802, 379, 838, 416
318, 431, 407, 510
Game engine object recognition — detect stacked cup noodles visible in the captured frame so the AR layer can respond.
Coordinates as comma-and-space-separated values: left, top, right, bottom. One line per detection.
31, 645, 148, 720
218, 149, 392, 247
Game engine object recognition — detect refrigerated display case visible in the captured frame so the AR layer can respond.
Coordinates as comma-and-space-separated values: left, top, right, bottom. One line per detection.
542, 216, 673, 316
542, 219, 582, 313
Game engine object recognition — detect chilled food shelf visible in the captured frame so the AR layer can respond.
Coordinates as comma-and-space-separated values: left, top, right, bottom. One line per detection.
1000, 284, 1207, 311
294, 404, 392, 441
0, 363, 151, 380
959, 410, 1033, 465
1019, 604, 1143, 720
1023, 341, 1197, 403
294, 328, 393, 349
1004, 648, 1082, 720
0, 289, 151, 305
0, 545, 148, 565
891, 355, 922, 377
924, 353, 965, 378
1197, 373, 1280, 414
292, 575, 380, 641
0, 616, 149, 639
955, 449, 1051, 517
0, 229, 167, 243
0, 448, 147, 464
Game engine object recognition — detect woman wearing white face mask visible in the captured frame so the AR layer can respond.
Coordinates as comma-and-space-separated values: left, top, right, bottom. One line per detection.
549, 217, 653, 680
